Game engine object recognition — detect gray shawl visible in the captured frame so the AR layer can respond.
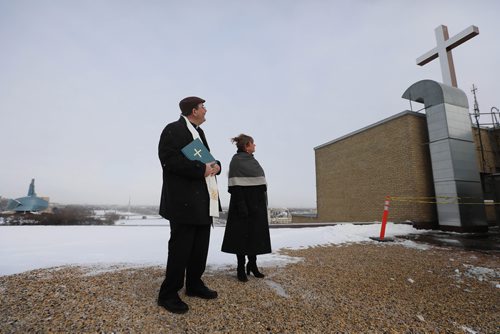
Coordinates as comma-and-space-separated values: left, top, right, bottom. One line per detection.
228, 152, 267, 187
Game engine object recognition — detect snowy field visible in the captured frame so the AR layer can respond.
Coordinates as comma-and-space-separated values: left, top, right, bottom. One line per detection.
0, 221, 428, 276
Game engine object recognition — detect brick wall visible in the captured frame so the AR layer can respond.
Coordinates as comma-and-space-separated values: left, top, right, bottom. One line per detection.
292, 112, 499, 224
312, 111, 436, 223
472, 127, 500, 173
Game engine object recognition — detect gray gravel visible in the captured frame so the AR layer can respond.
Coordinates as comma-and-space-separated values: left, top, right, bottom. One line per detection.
1, 242, 499, 333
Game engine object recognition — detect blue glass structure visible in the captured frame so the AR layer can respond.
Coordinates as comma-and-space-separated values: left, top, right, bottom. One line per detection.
5, 179, 49, 212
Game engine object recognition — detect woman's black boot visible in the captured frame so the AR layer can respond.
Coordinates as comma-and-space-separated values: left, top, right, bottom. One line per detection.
246, 255, 265, 278
236, 254, 248, 282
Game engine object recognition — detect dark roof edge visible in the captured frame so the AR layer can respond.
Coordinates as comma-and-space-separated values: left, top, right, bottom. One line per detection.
314, 110, 425, 150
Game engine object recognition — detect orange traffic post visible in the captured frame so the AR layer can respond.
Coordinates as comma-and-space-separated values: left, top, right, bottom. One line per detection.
370, 196, 394, 242
379, 196, 391, 240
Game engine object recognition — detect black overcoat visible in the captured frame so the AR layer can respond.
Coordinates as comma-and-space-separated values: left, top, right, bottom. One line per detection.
158, 116, 221, 225
221, 184, 272, 255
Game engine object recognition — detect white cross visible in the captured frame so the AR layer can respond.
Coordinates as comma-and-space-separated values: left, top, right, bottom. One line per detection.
416, 25, 479, 87
194, 148, 202, 158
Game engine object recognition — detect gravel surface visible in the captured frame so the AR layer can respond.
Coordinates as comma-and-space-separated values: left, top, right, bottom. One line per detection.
1, 242, 499, 333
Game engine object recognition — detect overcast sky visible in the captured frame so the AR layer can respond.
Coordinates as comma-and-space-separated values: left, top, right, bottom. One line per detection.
1, 0, 499, 208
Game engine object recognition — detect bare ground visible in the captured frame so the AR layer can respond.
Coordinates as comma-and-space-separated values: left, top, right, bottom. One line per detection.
1, 242, 499, 333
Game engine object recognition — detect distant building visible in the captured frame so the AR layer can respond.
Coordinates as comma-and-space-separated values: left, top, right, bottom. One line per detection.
4, 179, 49, 213
292, 110, 499, 229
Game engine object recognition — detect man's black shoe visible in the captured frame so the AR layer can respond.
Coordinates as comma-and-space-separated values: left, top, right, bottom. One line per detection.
186, 286, 218, 299
158, 296, 189, 314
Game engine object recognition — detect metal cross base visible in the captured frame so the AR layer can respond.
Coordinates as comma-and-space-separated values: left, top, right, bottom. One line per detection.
369, 237, 395, 242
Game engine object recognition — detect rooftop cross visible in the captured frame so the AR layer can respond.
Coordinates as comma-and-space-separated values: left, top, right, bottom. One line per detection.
416, 25, 479, 87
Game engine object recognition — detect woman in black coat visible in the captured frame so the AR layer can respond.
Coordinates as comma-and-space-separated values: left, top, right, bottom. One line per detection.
221, 134, 271, 282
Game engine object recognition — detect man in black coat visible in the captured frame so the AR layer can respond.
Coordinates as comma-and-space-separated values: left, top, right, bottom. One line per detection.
157, 96, 221, 314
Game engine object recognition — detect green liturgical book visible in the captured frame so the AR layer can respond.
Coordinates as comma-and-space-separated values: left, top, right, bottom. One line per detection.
181, 138, 216, 164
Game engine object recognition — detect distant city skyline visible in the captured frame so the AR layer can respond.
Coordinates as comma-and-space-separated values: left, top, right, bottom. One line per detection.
1, 1, 499, 207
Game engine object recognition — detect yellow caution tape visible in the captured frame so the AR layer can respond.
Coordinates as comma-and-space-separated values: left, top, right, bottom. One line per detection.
388, 196, 500, 205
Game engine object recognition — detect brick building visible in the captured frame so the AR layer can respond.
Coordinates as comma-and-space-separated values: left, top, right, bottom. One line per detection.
293, 110, 500, 225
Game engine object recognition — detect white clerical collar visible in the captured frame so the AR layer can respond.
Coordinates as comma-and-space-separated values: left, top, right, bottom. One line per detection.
181, 114, 199, 129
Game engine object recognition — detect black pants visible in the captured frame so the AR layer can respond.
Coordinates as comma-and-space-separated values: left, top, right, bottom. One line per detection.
158, 221, 211, 301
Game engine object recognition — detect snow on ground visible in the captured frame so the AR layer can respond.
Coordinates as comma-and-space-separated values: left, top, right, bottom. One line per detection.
0, 222, 425, 276
93, 210, 163, 225
114, 216, 167, 226
453, 264, 500, 288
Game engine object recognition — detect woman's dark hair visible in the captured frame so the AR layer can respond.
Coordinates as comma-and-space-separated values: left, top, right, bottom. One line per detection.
231, 134, 253, 151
